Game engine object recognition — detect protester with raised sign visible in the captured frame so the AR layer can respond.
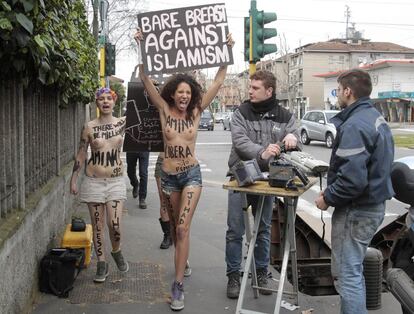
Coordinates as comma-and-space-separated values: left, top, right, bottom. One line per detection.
135, 29, 233, 311
69, 88, 129, 283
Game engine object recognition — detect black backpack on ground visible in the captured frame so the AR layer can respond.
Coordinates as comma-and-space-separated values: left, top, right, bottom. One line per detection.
39, 248, 85, 298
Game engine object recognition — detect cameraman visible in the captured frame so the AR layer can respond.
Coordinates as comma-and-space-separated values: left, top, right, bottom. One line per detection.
225, 70, 300, 298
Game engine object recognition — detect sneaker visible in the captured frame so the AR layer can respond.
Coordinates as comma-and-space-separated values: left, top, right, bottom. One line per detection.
111, 250, 129, 272
226, 271, 240, 299
257, 269, 272, 295
170, 281, 184, 311
94, 261, 109, 283
132, 185, 138, 198
139, 198, 147, 209
184, 260, 192, 277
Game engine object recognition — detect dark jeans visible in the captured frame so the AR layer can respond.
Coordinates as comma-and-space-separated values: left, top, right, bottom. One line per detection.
225, 190, 274, 275
126, 151, 150, 200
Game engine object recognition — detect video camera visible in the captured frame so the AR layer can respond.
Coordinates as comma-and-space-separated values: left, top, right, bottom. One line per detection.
268, 142, 328, 189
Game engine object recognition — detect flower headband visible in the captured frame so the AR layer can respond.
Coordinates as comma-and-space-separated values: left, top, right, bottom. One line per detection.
95, 87, 117, 101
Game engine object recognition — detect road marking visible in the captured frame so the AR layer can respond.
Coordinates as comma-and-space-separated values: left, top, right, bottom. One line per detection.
395, 128, 414, 133
196, 142, 232, 145
203, 179, 226, 186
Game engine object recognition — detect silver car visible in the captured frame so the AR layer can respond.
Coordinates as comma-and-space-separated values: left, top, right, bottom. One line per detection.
299, 110, 340, 148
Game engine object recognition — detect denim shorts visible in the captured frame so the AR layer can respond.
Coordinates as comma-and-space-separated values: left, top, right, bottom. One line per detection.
161, 164, 202, 194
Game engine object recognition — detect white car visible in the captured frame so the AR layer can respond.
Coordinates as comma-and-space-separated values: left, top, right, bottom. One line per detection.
214, 112, 227, 123
299, 110, 340, 148
222, 112, 233, 131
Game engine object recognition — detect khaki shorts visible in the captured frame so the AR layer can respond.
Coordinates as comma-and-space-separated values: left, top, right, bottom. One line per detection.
79, 176, 127, 203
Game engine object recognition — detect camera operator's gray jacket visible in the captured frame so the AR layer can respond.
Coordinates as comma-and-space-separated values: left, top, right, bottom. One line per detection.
228, 98, 300, 172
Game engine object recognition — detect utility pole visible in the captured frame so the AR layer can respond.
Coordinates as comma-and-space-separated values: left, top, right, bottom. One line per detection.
344, 5, 351, 39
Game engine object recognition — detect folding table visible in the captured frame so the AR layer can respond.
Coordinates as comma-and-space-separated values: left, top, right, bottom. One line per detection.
223, 178, 317, 314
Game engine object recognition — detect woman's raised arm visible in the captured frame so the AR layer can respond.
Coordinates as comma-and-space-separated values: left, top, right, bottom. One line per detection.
200, 33, 234, 110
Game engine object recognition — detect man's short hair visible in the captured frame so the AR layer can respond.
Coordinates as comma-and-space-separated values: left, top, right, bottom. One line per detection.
250, 70, 276, 92
337, 69, 372, 99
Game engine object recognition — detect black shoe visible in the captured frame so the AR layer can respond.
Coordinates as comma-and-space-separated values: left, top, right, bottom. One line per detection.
227, 271, 240, 299
160, 233, 172, 249
257, 269, 272, 295
132, 185, 138, 198
139, 198, 147, 209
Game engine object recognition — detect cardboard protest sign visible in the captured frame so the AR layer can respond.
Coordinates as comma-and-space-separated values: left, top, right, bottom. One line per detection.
123, 79, 164, 152
137, 3, 233, 75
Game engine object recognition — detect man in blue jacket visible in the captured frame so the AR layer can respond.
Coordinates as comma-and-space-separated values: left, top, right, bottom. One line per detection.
315, 69, 394, 314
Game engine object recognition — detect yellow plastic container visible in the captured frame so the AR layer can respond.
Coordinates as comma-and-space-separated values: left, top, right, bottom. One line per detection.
61, 224, 93, 267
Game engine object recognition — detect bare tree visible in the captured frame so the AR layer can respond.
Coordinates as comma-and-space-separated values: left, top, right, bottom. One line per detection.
86, 0, 147, 52
276, 33, 295, 112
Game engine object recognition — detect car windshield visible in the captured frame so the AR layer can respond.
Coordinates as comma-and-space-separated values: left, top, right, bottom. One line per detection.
201, 111, 212, 119
325, 112, 339, 122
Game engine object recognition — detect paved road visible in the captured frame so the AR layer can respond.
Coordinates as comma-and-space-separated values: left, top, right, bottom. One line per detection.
31, 123, 409, 314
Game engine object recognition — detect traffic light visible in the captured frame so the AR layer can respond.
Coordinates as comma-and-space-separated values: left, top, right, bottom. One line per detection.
244, 1, 277, 63
244, 16, 258, 61
255, 11, 277, 58
105, 43, 116, 76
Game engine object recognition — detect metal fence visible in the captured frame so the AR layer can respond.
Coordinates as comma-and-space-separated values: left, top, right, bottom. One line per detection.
0, 79, 86, 220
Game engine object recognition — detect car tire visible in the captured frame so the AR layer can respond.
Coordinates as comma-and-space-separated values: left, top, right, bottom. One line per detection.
301, 130, 310, 145
325, 133, 334, 148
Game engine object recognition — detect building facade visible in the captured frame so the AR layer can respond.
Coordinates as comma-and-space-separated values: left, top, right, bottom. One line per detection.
283, 39, 414, 118
316, 59, 414, 122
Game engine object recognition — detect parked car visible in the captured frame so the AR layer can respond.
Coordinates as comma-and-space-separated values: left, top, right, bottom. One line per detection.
199, 110, 214, 131
222, 112, 233, 131
214, 112, 227, 123
299, 110, 340, 148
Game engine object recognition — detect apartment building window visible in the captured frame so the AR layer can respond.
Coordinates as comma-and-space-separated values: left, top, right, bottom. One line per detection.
329, 55, 345, 65
298, 83, 303, 97
370, 53, 381, 60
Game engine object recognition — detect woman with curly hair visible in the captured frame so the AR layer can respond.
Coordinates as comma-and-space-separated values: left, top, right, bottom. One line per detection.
135, 29, 233, 311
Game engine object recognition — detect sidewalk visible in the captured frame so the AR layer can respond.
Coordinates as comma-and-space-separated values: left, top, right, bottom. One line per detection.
389, 122, 414, 129
31, 154, 402, 314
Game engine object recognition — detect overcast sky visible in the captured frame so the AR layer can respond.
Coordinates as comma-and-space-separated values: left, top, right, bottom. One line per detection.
116, 0, 414, 84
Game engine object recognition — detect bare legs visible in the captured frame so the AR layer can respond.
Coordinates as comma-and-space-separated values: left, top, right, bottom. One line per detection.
88, 200, 125, 261
156, 177, 170, 222
167, 186, 201, 283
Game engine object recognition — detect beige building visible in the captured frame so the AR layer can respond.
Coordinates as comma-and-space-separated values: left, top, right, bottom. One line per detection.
286, 39, 414, 117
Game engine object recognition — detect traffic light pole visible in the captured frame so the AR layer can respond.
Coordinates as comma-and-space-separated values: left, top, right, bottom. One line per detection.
100, 46, 106, 87
249, 16, 256, 75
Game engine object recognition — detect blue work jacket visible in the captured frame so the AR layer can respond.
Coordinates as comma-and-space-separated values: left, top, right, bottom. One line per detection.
324, 96, 394, 208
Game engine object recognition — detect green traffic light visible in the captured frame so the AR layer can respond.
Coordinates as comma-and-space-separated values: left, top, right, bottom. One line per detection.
255, 11, 277, 58
105, 43, 116, 76
245, 2, 278, 62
